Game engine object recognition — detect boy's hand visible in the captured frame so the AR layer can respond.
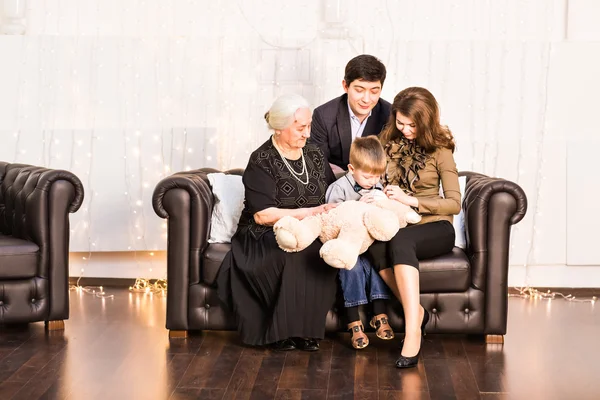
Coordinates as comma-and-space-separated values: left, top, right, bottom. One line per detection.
359, 193, 376, 203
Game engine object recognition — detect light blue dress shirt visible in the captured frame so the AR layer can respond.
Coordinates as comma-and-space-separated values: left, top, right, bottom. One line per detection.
348, 102, 372, 141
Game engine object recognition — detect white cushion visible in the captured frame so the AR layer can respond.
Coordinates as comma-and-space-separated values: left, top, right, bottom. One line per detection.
453, 176, 467, 249
440, 175, 467, 249
207, 173, 245, 243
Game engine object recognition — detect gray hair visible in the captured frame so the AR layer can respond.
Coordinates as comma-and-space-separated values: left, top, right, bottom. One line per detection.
264, 94, 311, 130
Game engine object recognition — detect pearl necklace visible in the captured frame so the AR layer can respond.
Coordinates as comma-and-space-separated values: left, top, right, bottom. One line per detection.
271, 136, 309, 185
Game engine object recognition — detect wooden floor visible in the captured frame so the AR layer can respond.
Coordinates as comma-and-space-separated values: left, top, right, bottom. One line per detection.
1, 289, 599, 400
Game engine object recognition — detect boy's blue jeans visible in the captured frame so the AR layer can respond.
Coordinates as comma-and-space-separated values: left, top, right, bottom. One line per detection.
339, 255, 390, 307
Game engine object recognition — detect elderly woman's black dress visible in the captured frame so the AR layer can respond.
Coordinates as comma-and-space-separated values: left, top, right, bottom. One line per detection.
216, 137, 337, 346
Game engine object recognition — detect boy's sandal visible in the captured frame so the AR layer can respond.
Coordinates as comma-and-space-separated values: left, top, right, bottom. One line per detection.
370, 313, 395, 340
347, 321, 369, 349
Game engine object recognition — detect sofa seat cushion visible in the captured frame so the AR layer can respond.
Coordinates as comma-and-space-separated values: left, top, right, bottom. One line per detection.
202, 244, 470, 293
419, 247, 471, 293
0, 234, 39, 279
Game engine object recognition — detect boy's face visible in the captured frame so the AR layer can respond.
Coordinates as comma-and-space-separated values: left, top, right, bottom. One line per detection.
343, 79, 382, 120
348, 164, 382, 189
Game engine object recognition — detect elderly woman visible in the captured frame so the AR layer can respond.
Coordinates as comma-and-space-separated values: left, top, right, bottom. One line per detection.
216, 94, 338, 351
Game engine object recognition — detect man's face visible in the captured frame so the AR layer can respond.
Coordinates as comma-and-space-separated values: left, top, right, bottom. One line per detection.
343, 79, 382, 121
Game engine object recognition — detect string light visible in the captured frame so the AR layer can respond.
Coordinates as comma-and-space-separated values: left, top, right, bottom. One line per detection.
479, 43, 491, 174
513, 43, 529, 183
236, 1, 318, 50
13, 37, 30, 163
120, 26, 170, 295
468, 41, 477, 171
491, 41, 509, 177
510, 288, 597, 305
68, 34, 113, 299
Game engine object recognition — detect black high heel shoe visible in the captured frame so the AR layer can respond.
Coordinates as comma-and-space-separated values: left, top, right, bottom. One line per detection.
395, 308, 430, 369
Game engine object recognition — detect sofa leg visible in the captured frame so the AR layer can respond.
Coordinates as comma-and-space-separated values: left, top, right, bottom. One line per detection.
45, 320, 65, 331
169, 330, 188, 339
485, 334, 504, 344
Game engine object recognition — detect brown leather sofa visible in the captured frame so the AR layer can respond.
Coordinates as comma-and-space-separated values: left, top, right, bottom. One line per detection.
0, 162, 84, 330
153, 168, 527, 342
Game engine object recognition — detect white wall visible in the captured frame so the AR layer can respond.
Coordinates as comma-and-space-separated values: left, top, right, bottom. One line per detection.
1, 0, 599, 287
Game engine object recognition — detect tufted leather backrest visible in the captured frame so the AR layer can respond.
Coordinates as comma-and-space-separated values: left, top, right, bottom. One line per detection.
0, 162, 84, 240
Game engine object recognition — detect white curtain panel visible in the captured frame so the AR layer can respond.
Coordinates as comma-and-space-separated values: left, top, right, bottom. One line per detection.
0, 0, 569, 275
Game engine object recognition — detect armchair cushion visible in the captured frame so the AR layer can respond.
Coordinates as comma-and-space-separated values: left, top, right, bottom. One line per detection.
0, 233, 39, 279
419, 247, 470, 293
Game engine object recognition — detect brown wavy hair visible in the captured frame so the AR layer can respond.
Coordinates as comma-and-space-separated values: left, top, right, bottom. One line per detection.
379, 87, 455, 153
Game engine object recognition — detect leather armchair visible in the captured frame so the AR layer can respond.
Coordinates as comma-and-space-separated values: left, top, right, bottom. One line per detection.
153, 168, 527, 342
0, 162, 84, 330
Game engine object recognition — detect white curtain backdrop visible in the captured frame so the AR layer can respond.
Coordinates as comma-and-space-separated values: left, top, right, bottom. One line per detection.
1, 0, 599, 286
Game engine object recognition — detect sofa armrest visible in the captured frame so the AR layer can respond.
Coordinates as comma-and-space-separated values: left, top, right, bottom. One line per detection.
460, 171, 527, 334
152, 167, 242, 330
0, 162, 84, 320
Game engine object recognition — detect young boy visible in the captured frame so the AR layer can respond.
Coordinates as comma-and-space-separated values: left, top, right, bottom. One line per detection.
325, 136, 394, 349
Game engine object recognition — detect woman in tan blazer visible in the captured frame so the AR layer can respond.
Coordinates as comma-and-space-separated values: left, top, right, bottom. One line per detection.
368, 87, 461, 369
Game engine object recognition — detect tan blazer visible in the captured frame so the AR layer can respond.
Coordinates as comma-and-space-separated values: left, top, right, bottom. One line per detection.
387, 147, 461, 225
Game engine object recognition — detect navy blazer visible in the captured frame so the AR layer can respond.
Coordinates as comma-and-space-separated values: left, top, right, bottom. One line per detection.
310, 94, 391, 170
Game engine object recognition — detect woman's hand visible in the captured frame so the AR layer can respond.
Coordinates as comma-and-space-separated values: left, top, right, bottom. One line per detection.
384, 185, 417, 207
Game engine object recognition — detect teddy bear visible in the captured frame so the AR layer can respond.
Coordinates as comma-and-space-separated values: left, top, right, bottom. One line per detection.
273, 191, 421, 270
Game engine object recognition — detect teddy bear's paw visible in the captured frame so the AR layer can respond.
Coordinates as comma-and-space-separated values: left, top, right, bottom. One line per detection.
363, 209, 400, 241
273, 216, 304, 252
274, 215, 321, 252
320, 239, 359, 270
405, 210, 422, 224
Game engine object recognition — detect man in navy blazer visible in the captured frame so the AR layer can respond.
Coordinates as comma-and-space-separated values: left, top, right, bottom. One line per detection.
311, 55, 392, 172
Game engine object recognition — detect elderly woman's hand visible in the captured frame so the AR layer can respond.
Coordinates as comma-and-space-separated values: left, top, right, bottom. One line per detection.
311, 202, 339, 216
